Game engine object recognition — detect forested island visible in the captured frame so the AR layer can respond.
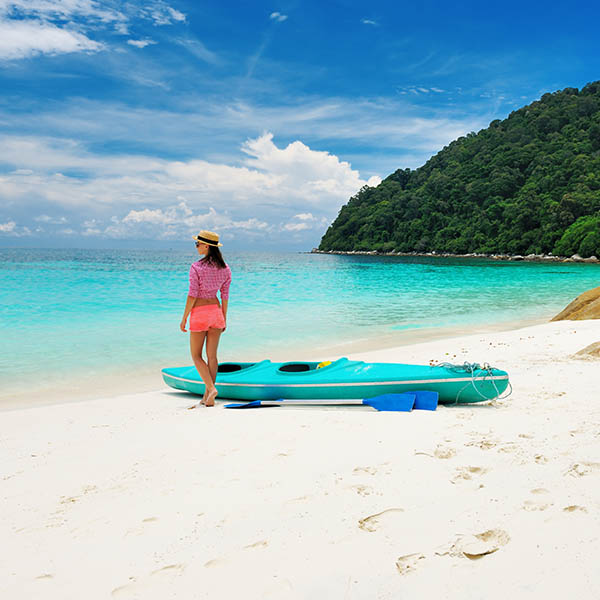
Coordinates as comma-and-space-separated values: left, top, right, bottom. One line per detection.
318, 81, 600, 258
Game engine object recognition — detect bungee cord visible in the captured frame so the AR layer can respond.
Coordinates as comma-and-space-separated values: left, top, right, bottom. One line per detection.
434, 361, 513, 404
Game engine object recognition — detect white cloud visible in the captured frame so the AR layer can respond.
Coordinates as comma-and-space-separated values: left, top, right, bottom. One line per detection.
281, 212, 332, 233
0, 0, 125, 23
82, 218, 102, 235
269, 12, 288, 22
361, 19, 378, 26
102, 204, 272, 240
400, 86, 448, 96
283, 221, 311, 232
127, 39, 157, 49
0, 19, 103, 59
0, 133, 375, 246
0, 93, 490, 172
0, 220, 16, 233
1, 0, 185, 26
122, 206, 181, 225
143, 4, 186, 25
175, 37, 220, 65
0, 1, 187, 60
240, 133, 370, 201
0, 220, 31, 236
35, 214, 68, 224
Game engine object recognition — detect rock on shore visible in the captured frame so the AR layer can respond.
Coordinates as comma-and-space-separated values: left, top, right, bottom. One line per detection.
551, 286, 600, 321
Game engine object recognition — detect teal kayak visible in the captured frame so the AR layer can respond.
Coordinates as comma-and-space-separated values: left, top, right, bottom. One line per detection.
161, 357, 509, 404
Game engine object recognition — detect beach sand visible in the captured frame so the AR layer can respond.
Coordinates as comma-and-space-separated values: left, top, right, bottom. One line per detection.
2, 319, 600, 599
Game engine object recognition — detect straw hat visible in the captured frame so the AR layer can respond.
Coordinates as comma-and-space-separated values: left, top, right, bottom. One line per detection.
193, 230, 223, 247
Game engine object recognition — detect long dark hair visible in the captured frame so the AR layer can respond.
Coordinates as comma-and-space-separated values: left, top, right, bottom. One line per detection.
201, 244, 227, 268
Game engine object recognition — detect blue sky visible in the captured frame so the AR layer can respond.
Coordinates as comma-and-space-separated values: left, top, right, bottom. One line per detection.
0, 0, 599, 250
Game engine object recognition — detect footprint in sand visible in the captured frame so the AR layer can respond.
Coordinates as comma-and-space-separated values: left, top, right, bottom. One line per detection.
434, 446, 457, 459
358, 508, 404, 532
409, 529, 510, 569
60, 496, 78, 505
3, 469, 25, 481
111, 565, 185, 597
111, 582, 136, 597
523, 489, 552, 511
522, 499, 551, 511
150, 564, 185, 577
204, 558, 228, 568
244, 540, 268, 549
436, 529, 510, 560
58, 485, 98, 508
497, 443, 518, 454
465, 439, 497, 450
395, 553, 426, 575
126, 517, 159, 536
353, 466, 377, 476
451, 466, 487, 483
565, 462, 600, 477
351, 484, 374, 497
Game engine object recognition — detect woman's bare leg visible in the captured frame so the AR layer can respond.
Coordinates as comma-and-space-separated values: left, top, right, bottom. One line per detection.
190, 331, 216, 407
206, 327, 222, 383
204, 328, 222, 406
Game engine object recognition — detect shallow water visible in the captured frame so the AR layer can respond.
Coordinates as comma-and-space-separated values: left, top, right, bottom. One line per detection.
1, 248, 598, 404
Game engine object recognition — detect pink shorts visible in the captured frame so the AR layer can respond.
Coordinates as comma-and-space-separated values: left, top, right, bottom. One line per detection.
189, 305, 226, 332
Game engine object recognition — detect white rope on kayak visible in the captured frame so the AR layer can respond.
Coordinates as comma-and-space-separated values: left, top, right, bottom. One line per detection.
434, 362, 513, 404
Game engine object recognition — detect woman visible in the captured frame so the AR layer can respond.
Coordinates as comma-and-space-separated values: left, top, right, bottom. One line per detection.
180, 230, 231, 407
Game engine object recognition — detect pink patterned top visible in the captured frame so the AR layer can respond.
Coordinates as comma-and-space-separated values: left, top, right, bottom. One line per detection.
188, 260, 232, 300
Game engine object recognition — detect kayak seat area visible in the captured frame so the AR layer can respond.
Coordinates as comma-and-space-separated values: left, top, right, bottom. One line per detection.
218, 363, 254, 373
279, 363, 312, 372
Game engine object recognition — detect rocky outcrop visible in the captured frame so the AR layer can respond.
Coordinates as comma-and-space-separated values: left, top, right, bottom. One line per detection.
572, 342, 600, 359
551, 286, 600, 321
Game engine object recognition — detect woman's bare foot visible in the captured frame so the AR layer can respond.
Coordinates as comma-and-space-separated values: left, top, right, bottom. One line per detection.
187, 394, 207, 409
205, 387, 218, 407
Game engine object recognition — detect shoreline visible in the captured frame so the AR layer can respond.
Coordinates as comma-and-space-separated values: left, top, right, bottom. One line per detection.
303, 313, 551, 361
1, 311, 553, 412
309, 249, 600, 263
2, 318, 600, 598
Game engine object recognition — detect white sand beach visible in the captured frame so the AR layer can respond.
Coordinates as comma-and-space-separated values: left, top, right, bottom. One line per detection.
2, 319, 600, 599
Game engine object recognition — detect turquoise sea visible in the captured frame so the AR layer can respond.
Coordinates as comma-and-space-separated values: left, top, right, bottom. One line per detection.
1, 248, 599, 405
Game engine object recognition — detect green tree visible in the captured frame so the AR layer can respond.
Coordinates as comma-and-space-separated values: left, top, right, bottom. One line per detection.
319, 81, 600, 257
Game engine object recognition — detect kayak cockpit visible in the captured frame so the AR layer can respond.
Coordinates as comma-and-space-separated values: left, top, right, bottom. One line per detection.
215, 358, 352, 375
277, 357, 352, 374
278, 362, 319, 372
217, 362, 257, 373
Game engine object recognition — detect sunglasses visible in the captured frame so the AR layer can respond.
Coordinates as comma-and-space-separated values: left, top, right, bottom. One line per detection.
195, 241, 205, 247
